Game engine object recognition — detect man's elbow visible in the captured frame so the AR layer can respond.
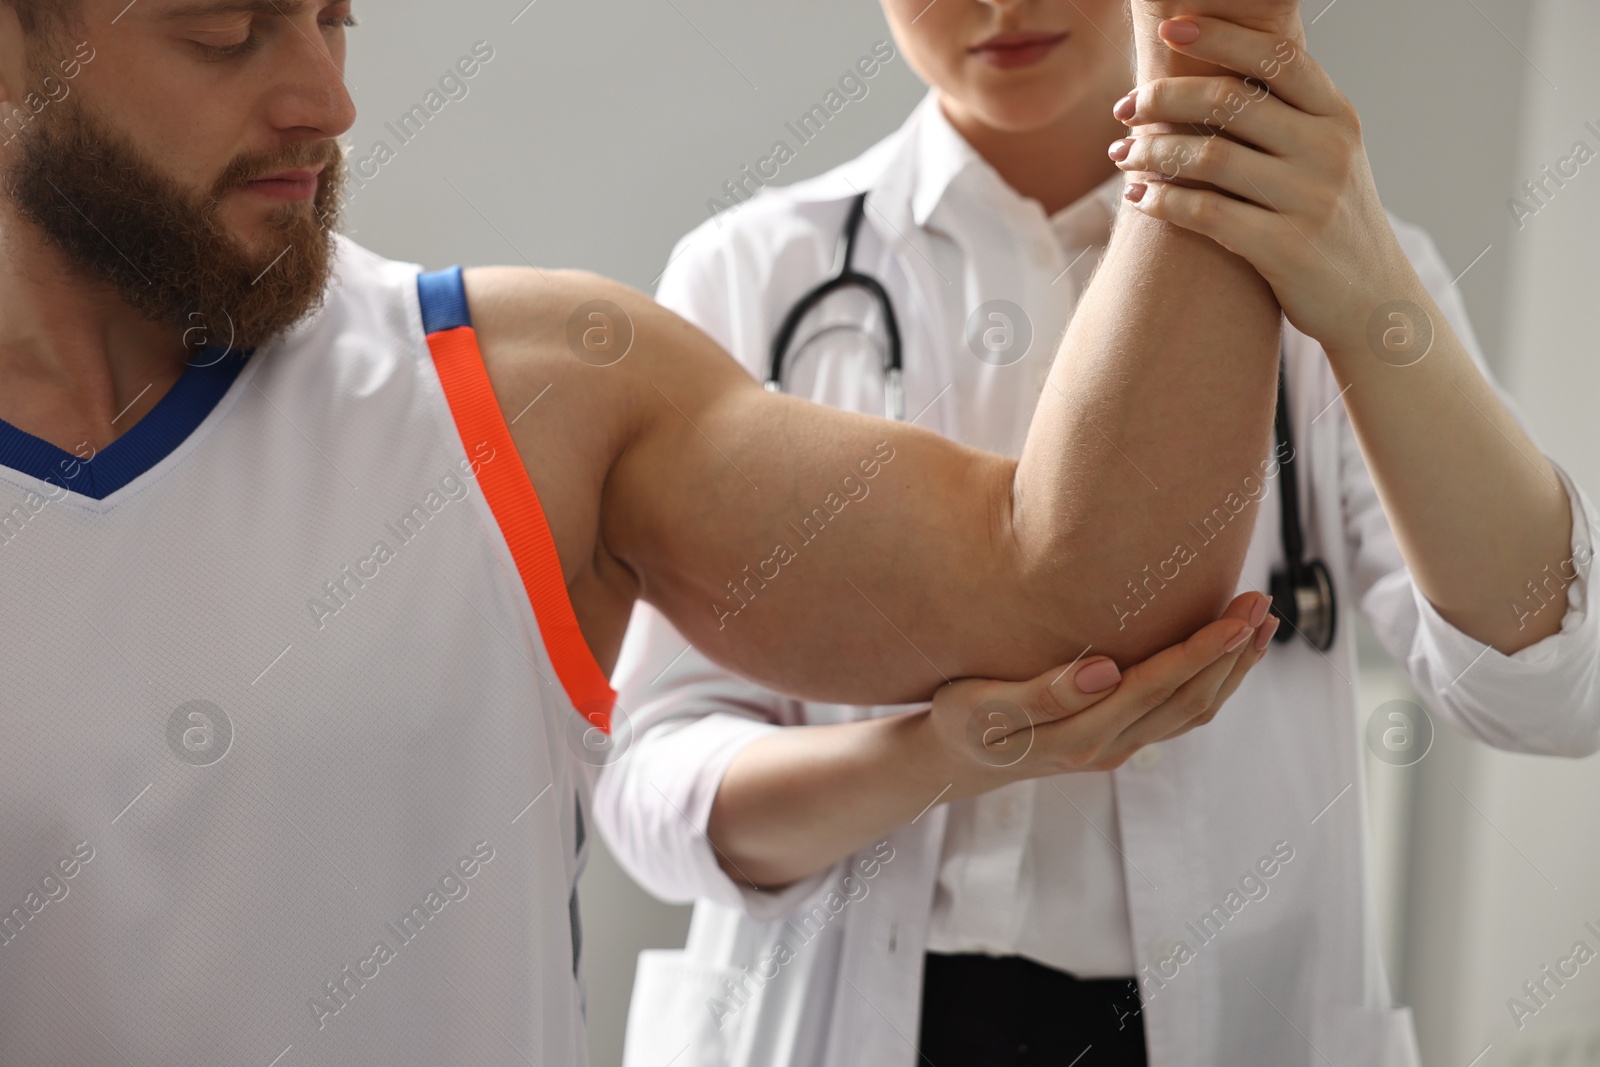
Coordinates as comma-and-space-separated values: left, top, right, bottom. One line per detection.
1022, 552, 1250, 668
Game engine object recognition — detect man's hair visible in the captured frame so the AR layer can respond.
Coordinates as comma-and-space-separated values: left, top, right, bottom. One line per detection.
7, 0, 77, 34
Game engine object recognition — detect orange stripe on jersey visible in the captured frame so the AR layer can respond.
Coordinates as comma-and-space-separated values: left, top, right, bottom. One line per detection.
425, 323, 616, 734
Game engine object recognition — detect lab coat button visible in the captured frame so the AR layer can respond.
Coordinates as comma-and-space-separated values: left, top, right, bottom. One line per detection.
1131, 747, 1163, 769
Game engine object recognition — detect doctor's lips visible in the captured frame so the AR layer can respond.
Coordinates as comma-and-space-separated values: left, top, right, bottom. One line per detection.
969, 30, 1069, 70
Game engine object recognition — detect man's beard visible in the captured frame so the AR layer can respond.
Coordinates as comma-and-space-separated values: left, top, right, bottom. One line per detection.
4, 93, 346, 353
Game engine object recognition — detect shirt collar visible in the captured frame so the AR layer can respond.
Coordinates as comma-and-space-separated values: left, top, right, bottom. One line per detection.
910, 91, 983, 229
909, 88, 1122, 249
1051, 172, 1123, 252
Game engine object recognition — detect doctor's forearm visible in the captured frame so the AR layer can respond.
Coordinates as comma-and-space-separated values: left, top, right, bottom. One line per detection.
1323, 272, 1572, 653
706, 710, 983, 889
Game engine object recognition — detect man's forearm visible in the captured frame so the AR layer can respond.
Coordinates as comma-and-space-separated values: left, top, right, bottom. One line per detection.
1008, 7, 1294, 662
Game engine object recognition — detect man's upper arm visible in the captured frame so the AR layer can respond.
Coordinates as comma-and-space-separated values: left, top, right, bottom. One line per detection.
600, 287, 1041, 701
467, 265, 1062, 703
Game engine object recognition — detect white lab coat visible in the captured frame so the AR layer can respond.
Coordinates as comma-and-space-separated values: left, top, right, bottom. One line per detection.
595, 95, 1600, 1067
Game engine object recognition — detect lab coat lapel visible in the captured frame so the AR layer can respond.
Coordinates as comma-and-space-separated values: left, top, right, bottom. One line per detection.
1114, 745, 1215, 1064
819, 806, 947, 1067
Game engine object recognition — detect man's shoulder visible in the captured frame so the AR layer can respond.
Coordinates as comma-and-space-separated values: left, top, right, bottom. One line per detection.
461, 266, 675, 365
457, 265, 715, 450
448, 263, 742, 666
452, 266, 650, 649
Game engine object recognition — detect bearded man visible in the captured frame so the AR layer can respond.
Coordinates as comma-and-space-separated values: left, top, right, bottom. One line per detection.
0, 1, 1309, 1063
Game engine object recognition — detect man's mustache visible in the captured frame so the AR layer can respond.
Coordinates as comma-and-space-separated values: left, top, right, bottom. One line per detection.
210, 140, 344, 197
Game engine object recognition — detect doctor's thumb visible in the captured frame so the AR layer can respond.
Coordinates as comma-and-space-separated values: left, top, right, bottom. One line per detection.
1003, 656, 1122, 727
1055, 657, 1122, 697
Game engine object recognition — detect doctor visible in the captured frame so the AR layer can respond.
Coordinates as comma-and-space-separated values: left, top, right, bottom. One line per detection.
597, 4, 1600, 1066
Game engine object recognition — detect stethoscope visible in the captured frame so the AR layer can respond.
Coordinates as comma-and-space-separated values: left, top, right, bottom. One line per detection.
767, 191, 1337, 652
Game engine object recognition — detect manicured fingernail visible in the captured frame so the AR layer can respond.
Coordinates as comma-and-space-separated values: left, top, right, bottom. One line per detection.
1124, 182, 1148, 204
1107, 138, 1132, 163
1254, 616, 1281, 651
1075, 658, 1122, 694
1113, 91, 1137, 123
1159, 18, 1201, 45
1250, 595, 1272, 628
1224, 624, 1253, 653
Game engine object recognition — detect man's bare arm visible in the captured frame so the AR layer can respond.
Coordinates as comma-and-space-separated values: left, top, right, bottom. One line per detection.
473, 6, 1301, 705
1007, 0, 1304, 656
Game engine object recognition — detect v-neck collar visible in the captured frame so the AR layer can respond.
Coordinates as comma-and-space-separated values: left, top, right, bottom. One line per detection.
0, 347, 252, 501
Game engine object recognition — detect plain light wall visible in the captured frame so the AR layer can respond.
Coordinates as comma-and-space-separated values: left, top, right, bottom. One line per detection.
340, 3, 1589, 1064
341, 0, 926, 291
1400, 1, 1600, 1064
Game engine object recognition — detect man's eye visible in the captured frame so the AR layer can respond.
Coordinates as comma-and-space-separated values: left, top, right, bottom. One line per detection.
322, 15, 358, 30
192, 34, 260, 60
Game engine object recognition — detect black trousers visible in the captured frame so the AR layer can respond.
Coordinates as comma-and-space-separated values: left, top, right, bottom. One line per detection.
917, 953, 1148, 1066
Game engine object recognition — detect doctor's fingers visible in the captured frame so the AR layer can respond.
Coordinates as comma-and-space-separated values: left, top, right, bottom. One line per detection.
1077, 592, 1271, 753
1028, 608, 1260, 771
1099, 635, 1253, 754
1114, 135, 1309, 218
1146, 614, 1280, 745
1199, 614, 1278, 715
1118, 76, 1300, 158
930, 651, 1125, 773
977, 652, 1126, 735
1121, 182, 1279, 266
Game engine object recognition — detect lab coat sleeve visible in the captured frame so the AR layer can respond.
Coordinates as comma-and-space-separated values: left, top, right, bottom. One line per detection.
592, 603, 841, 919
1344, 220, 1600, 757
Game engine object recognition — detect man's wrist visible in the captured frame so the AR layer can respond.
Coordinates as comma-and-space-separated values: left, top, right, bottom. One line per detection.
1132, 6, 1305, 80
1133, 19, 1222, 81
1135, 2, 1304, 37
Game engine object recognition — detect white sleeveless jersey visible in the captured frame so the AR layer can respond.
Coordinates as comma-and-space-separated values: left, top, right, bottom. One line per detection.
0, 239, 617, 1066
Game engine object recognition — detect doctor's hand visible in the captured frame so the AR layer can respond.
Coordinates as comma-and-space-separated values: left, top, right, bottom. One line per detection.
929, 591, 1277, 792
1111, 18, 1407, 358
708, 594, 1277, 890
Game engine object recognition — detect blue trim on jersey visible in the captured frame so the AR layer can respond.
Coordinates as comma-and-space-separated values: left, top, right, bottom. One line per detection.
0, 348, 250, 500
418, 267, 472, 333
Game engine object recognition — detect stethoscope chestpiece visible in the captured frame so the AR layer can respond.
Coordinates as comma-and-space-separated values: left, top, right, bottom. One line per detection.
1269, 558, 1338, 652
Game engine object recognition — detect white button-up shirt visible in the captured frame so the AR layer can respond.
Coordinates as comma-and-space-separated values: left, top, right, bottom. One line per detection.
900, 98, 1141, 979
594, 92, 1600, 1067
